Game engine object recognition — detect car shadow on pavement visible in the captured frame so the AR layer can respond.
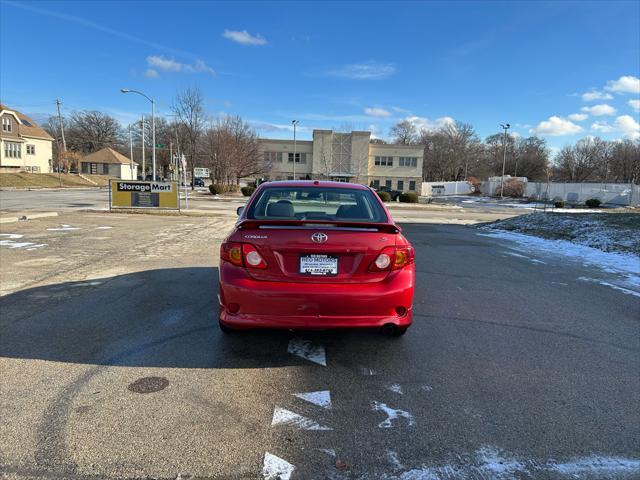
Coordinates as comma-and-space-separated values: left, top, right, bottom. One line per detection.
0, 267, 402, 369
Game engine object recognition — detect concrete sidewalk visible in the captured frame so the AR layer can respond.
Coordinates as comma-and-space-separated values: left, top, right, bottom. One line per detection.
0, 211, 59, 224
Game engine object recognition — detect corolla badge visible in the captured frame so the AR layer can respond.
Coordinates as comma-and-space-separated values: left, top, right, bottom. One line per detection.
311, 232, 328, 243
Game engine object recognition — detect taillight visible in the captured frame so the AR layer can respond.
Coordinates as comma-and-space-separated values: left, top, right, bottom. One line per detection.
369, 246, 414, 271
220, 242, 268, 269
242, 243, 268, 269
220, 242, 243, 266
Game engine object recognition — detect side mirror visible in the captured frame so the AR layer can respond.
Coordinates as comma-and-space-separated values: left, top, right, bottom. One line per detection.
237, 206, 245, 216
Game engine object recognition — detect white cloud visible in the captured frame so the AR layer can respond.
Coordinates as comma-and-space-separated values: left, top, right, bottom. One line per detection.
222, 29, 267, 46
364, 107, 392, 118
580, 104, 616, 116
147, 55, 182, 71
567, 113, 588, 121
614, 115, 640, 140
392, 106, 411, 114
605, 75, 640, 94
405, 115, 454, 131
628, 99, 640, 112
368, 124, 383, 139
145, 68, 159, 79
591, 121, 613, 133
326, 61, 396, 80
184, 59, 215, 74
530, 116, 583, 136
145, 55, 214, 75
581, 90, 613, 102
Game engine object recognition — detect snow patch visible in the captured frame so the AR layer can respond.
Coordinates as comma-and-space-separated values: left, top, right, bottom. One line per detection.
578, 277, 640, 298
371, 401, 415, 428
47, 224, 80, 231
482, 230, 640, 287
287, 338, 326, 366
549, 455, 640, 476
387, 384, 403, 394
0, 233, 24, 239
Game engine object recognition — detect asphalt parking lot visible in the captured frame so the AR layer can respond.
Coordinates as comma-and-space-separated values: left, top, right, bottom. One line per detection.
0, 200, 639, 479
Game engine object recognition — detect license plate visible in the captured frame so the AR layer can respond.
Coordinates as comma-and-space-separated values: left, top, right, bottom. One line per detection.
299, 254, 338, 275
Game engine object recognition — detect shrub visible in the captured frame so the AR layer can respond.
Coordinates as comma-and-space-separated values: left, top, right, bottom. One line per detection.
495, 179, 524, 198
241, 186, 255, 197
377, 191, 392, 202
209, 184, 224, 195
226, 184, 240, 193
586, 198, 602, 208
399, 192, 419, 203
554, 200, 565, 208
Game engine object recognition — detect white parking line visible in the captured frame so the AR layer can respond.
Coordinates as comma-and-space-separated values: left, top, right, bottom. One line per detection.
287, 338, 326, 366
47, 224, 80, 231
263, 452, 295, 480
293, 390, 332, 409
271, 407, 332, 431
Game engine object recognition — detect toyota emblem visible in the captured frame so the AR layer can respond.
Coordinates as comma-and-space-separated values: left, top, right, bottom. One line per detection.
311, 232, 328, 243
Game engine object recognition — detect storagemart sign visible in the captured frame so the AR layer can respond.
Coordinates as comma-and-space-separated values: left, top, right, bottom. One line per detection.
109, 180, 179, 210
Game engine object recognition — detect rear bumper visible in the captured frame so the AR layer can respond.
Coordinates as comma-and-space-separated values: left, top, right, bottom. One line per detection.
219, 262, 414, 330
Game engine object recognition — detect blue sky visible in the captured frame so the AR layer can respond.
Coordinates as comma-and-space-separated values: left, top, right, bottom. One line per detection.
1, 0, 639, 152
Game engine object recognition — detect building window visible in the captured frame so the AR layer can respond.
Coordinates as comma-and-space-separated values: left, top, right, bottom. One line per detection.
4, 142, 21, 158
2, 117, 11, 132
409, 180, 416, 191
102, 163, 109, 174
385, 179, 392, 188
288, 152, 306, 163
264, 151, 283, 163
397, 180, 404, 191
374, 156, 393, 166
26, 144, 35, 155
399, 157, 418, 167
372, 179, 380, 189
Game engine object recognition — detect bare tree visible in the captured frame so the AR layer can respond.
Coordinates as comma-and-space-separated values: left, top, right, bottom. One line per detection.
172, 87, 205, 179
390, 120, 417, 145
553, 137, 609, 182
63, 110, 122, 154
202, 115, 266, 185
609, 139, 640, 183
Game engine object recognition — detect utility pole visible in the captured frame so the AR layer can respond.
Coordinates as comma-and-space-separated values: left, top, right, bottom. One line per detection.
151, 99, 156, 181
55, 99, 67, 181
500, 123, 510, 199
292, 120, 298, 180
169, 142, 173, 181
129, 124, 134, 180
141, 115, 146, 180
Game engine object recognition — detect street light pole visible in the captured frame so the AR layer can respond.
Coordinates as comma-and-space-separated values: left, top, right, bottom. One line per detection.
121, 88, 156, 180
129, 123, 134, 180
500, 123, 510, 199
292, 120, 298, 180
151, 98, 156, 181
141, 115, 145, 179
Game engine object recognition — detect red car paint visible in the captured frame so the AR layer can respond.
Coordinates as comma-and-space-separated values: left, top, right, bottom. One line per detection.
218, 181, 415, 335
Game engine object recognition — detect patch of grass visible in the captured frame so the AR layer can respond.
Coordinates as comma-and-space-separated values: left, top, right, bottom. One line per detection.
0, 173, 99, 188
486, 212, 640, 255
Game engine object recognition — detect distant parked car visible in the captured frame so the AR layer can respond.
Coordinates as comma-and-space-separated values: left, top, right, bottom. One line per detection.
375, 185, 401, 201
192, 177, 205, 187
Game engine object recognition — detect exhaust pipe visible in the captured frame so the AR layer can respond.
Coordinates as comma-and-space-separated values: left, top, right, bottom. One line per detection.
380, 323, 398, 336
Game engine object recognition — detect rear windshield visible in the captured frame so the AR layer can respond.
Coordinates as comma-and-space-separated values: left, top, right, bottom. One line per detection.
247, 186, 388, 223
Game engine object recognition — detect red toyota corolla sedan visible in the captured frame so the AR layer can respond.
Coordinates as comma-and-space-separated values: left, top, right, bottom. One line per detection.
218, 181, 415, 336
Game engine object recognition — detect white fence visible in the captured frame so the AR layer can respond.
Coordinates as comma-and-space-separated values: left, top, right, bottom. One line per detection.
481, 180, 639, 206
421, 181, 474, 196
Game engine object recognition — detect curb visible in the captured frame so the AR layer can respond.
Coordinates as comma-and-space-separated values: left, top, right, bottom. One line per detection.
0, 212, 59, 224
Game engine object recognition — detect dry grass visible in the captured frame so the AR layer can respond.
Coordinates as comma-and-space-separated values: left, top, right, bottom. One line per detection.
0, 173, 106, 188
